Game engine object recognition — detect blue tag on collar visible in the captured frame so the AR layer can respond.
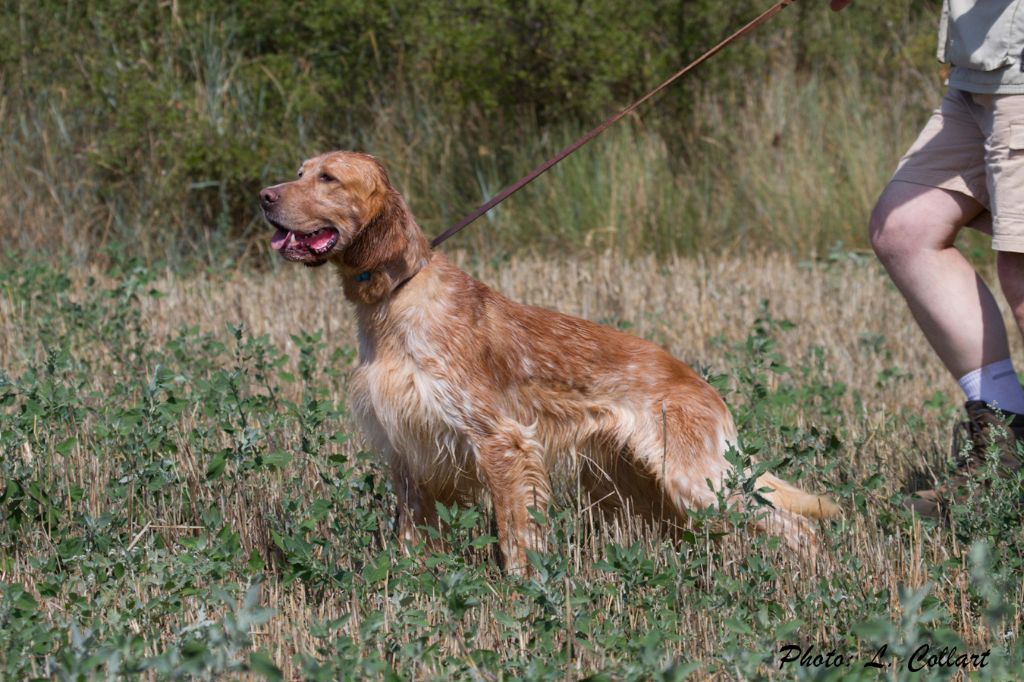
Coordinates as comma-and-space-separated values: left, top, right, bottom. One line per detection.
355, 271, 371, 282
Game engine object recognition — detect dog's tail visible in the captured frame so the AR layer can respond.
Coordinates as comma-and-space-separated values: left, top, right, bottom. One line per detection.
754, 472, 839, 519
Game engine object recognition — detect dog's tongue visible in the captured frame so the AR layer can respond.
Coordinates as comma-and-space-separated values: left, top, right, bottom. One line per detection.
305, 229, 336, 252
271, 227, 289, 251
271, 227, 338, 253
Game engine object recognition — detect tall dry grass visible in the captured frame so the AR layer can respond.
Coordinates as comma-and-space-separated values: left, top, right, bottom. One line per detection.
1, 58, 945, 264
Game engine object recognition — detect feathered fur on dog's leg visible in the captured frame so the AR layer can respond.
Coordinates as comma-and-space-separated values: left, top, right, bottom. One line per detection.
473, 421, 551, 574
388, 458, 442, 553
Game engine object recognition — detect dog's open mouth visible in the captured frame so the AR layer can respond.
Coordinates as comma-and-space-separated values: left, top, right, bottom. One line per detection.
270, 225, 340, 265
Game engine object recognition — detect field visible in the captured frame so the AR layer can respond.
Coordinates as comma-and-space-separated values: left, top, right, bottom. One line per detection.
2, 251, 1023, 679
4, 0, 1024, 679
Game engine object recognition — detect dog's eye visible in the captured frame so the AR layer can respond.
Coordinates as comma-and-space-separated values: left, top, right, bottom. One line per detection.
319, 173, 335, 183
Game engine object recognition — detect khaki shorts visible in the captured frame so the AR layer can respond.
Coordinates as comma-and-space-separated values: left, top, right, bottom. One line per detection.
892, 89, 1024, 252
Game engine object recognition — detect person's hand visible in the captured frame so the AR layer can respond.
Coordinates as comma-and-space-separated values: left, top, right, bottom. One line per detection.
830, 0, 851, 10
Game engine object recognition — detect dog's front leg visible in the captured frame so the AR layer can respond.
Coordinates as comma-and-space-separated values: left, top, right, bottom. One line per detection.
389, 462, 442, 552
473, 423, 551, 574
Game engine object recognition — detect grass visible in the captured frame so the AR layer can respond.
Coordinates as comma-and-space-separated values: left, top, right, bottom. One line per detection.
2, 249, 1023, 679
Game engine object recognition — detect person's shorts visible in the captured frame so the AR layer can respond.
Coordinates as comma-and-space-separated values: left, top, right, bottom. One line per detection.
892, 88, 1024, 252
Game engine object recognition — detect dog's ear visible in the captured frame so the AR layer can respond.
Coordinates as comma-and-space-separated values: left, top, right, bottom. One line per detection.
342, 175, 413, 274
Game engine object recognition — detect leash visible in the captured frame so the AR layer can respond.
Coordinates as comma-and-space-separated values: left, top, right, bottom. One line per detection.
431, 0, 797, 248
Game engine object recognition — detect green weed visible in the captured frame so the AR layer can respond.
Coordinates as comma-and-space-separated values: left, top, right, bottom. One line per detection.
2, 258, 1022, 679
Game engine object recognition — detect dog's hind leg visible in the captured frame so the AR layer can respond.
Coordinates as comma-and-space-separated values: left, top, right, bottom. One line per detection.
624, 404, 819, 553
472, 421, 551, 574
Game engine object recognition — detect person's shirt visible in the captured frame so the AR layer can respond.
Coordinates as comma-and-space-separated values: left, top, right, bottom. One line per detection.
938, 0, 1024, 93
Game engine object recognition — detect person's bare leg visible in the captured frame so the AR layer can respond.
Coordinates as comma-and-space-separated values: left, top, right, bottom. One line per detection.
998, 251, 1024, 341
874, 182, 1024, 517
869, 180, 1008, 379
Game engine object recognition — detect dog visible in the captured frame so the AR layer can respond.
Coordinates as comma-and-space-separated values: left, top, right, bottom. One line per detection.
260, 151, 838, 571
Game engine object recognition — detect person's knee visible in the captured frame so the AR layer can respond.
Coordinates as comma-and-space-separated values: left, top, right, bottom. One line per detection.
868, 197, 916, 265
868, 184, 962, 265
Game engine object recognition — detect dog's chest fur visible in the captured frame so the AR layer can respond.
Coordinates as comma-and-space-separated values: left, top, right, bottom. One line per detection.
349, 283, 481, 494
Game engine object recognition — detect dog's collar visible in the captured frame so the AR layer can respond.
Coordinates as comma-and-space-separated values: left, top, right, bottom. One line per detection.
352, 267, 420, 292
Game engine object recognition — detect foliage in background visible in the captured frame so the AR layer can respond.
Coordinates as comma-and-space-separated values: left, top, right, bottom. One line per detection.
1, 0, 943, 264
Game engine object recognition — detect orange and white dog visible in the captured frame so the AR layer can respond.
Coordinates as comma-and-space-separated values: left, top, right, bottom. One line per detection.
260, 151, 837, 571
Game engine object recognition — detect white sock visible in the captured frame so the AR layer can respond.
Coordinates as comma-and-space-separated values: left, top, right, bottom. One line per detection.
957, 359, 1024, 414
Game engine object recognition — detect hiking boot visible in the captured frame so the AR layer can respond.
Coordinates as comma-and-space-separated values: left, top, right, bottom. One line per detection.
906, 401, 1024, 519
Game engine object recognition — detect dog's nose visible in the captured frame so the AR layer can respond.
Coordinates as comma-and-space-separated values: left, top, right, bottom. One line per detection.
260, 187, 280, 207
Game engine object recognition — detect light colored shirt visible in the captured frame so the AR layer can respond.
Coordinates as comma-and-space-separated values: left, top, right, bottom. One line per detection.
938, 0, 1024, 93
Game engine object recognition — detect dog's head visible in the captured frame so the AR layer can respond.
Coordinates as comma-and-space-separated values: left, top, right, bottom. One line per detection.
259, 151, 408, 269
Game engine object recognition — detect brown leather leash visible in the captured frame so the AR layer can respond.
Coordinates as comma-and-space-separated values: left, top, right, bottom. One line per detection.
431, 0, 797, 248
